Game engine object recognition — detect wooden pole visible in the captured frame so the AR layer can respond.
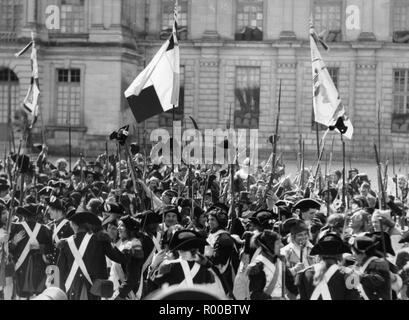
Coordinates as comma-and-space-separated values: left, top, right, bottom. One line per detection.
341, 134, 346, 211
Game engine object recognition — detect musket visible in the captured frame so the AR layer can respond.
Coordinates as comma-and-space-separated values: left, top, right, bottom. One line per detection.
374, 144, 386, 210
393, 151, 398, 200
263, 80, 282, 206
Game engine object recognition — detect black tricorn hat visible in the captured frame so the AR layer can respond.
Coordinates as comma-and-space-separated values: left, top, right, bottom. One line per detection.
16, 204, 45, 217
293, 198, 321, 212
39, 186, 54, 197
399, 231, 409, 244
130, 143, 141, 155
102, 202, 126, 216
136, 210, 162, 227
11, 154, 31, 174
169, 230, 208, 251
310, 233, 351, 256
68, 208, 102, 227
119, 215, 141, 233
365, 231, 396, 256
48, 196, 66, 211
276, 205, 293, 220
282, 218, 308, 235
207, 203, 229, 215
255, 230, 281, 254
351, 236, 377, 254
249, 210, 274, 227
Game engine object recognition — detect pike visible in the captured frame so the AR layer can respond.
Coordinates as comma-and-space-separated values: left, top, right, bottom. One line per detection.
374, 144, 386, 210
105, 139, 109, 183
301, 139, 305, 190
393, 151, 398, 200
0, 140, 22, 287
341, 134, 346, 211
263, 80, 282, 206
227, 102, 236, 218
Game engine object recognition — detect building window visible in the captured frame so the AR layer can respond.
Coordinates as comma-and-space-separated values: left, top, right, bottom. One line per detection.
159, 66, 185, 127
0, 68, 19, 125
160, 0, 188, 40
56, 69, 81, 126
392, 0, 409, 43
235, 67, 260, 129
0, 0, 23, 36
235, 0, 263, 41
60, 0, 86, 34
392, 69, 409, 133
312, 67, 339, 130
122, 0, 137, 31
313, 0, 342, 42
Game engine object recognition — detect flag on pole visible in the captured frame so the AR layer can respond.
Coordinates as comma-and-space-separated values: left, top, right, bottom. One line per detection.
16, 35, 40, 129
310, 21, 353, 139
124, 2, 180, 123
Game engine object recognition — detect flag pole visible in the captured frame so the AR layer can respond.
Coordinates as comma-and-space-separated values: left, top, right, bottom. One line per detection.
172, 105, 175, 173
341, 133, 346, 211
67, 108, 72, 173
378, 102, 381, 161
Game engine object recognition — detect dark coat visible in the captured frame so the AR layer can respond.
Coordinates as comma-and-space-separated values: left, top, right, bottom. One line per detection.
209, 231, 239, 295
296, 265, 361, 300
360, 258, 392, 300
46, 219, 74, 265
248, 255, 298, 300
9, 221, 52, 298
153, 260, 217, 288
57, 231, 125, 300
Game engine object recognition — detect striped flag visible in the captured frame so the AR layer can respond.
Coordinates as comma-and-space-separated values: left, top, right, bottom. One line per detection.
124, 1, 180, 123
310, 21, 353, 140
16, 37, 40, 129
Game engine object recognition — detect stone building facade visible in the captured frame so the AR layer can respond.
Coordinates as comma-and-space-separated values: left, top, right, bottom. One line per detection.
1, 0, 409, 162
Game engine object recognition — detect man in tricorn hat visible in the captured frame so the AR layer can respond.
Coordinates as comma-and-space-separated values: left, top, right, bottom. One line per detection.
46, 197, 74, 266
152, 230, 225, 296
134, 210, 162, 299
10, 204, 51, 299
281, 218, 317, 276
247, 230, 298, 300
57, 209, 125, 300
296, 233, 360, 300
205, 205, 239, 297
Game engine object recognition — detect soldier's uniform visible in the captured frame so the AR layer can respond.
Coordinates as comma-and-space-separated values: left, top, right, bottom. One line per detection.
351, 235, 394, 300
57, 210, 125, 300
152, 230, 225, 296
206, 209, 239, 296
247, 230, 298, 300
296, 233, 361, 300
297, 264, 361, 300
134, 210, 162, 299
47, 218, 74, 265
10, 205, 52, 299
281, 218, 317, 276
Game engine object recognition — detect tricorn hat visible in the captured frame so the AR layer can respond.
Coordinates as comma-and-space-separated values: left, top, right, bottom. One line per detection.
68, 208, 102, 227
293, 198, 321, 212
168, 230, 208, 252
310, 233, 351, 256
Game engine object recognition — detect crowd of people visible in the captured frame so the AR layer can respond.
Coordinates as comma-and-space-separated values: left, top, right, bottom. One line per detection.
0, 139, 408, 301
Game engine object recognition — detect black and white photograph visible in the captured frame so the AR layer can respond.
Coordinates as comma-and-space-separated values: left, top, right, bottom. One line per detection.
0, 0, 409, 308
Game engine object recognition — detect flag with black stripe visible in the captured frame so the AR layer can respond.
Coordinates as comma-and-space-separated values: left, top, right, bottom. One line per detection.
124, 4, 180, 123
